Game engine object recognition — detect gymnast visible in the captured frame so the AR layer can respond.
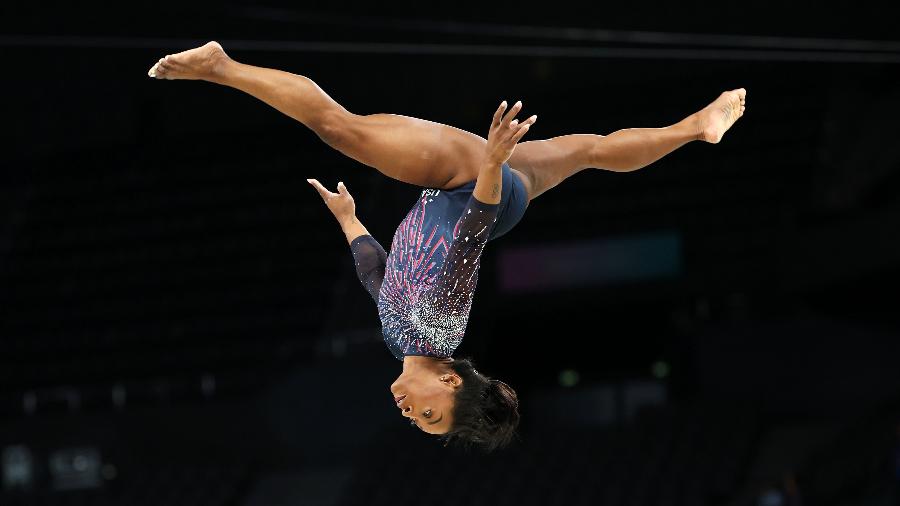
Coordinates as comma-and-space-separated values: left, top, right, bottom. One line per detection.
148, 42, 746, 451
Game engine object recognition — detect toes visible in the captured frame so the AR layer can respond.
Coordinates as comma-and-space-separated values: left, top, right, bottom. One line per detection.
155, 61, 174, 79
149, 55, 179, 79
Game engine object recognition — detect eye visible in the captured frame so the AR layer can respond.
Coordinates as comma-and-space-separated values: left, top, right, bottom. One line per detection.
424, 409, 432, 418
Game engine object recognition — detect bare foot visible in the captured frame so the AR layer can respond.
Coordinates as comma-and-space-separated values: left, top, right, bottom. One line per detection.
147, 41, 229, 81
696, 88, 747, 144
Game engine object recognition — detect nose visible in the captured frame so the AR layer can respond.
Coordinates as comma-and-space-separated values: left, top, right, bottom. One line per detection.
398, 399, 412, 417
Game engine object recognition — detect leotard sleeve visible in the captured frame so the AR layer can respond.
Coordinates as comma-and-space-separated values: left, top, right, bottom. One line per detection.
431, 195, 500, 300
350, 235, 388, 302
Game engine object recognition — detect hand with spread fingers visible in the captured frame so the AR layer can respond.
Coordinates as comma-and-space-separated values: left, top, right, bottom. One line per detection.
485, 100, 537, 167
307, 178, 373, 244
307, 179, 356, 224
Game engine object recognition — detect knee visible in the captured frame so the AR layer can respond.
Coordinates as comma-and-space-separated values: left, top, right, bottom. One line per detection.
586, 134, 608, 168
312, 109, 354, 148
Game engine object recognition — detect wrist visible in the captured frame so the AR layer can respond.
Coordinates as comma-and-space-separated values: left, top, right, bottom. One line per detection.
338, 214, 358, 228
482, 159, 504, 171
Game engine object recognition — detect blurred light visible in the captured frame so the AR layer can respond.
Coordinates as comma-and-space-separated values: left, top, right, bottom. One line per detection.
558, 369, 580, 387
758, 489, 786, 506
623, 380, 667, 421
500, 230, 681, 293
49, 447, 102, 491
4, 35, 900, 64
2, 446, 34, 490
651, 361, 671, 379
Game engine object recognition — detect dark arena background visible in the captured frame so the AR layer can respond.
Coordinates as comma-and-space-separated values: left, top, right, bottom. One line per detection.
2, 2, 899, 506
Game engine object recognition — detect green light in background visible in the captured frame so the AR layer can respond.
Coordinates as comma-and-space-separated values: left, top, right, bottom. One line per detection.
558, 369, 580, 387
652, 361, 670, 379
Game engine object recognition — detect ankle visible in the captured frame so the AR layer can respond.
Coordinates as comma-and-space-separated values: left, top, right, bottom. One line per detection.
207, 52, 233, 83
680, 113, 704, 142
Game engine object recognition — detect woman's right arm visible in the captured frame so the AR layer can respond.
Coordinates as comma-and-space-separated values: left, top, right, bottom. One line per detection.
308, 179, 387, 302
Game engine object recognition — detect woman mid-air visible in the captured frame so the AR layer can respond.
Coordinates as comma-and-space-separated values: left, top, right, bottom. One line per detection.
148, 41, 746, 451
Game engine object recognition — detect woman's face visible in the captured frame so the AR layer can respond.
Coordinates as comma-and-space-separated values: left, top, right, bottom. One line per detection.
390, 369, 460, 435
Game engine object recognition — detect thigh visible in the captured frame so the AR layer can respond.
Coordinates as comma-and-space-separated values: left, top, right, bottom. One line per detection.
508, 134, 600, 200
339, 113, 487, 189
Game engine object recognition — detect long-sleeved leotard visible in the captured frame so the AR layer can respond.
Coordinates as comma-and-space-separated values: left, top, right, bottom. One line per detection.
350, 234, 388, 301
349, 163, 528, 361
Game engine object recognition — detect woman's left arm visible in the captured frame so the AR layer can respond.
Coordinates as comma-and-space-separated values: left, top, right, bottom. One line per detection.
429, 101, 538, 299
472, 100, 537, 204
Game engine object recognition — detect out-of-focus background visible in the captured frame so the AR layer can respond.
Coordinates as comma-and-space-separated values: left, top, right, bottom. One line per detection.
2, 2, 899, 505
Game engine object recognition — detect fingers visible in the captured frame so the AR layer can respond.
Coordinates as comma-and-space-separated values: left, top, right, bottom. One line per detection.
501, 100, 523, 128
492, 101, 507, 128
492, 99, 527, 133
337, 181, 349, 196
490, 99, 536, 148
511, 115, 537, 143
307, 178, 335, 200
511, 124, 531, 143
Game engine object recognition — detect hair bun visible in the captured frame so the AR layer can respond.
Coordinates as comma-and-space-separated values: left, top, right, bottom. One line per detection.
445, 357, 521, 451
489, 379, 519, 408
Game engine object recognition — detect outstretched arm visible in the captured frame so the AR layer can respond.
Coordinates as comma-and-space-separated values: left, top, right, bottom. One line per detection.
308, 179, 386, 302
473, 100, 537, 204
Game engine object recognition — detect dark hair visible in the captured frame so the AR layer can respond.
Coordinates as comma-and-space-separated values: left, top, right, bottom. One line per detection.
438, 356, 520, 452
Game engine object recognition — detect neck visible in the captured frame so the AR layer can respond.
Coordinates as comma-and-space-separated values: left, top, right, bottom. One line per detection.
403, 355, 453, 373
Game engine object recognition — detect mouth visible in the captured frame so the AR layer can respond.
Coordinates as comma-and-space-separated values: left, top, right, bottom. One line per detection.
394, 394, 407, 405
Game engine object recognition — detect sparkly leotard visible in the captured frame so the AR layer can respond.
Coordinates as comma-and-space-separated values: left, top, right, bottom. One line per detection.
350, 163, 529, 361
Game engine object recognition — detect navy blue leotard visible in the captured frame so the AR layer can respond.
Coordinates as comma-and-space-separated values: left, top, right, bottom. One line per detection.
350, 163, 528, 361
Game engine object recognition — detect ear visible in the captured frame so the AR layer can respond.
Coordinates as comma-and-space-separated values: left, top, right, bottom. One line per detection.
439, 373, 463, 388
